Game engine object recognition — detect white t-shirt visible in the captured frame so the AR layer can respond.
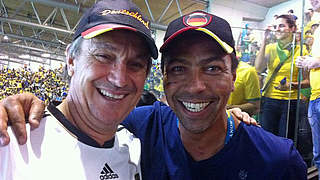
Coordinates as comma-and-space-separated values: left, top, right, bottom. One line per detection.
0, 105, 141, 180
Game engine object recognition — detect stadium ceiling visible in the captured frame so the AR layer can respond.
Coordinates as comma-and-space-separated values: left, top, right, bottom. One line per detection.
0, 0, 208, 65
243, 0, 289, 8
0, 0, 288, 65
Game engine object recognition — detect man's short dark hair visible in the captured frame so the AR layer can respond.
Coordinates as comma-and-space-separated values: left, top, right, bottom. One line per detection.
276, 14, 297, 31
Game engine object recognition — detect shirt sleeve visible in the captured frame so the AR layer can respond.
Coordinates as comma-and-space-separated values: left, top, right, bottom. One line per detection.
265, 44, 273, 67
282, 143, 307, 179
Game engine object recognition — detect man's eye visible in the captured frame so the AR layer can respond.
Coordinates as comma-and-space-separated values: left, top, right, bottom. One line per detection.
94, 54, 112, 62
128, 62, 146, 72
207, 66, 222, 72
171, 66, 184, 72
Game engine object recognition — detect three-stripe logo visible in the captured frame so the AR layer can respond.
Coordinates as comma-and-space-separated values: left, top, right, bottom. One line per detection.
100, 163, 119, 179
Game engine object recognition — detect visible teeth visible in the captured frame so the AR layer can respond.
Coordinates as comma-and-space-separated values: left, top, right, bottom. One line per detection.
99, 89, 124, 99
182, 101, 209, 112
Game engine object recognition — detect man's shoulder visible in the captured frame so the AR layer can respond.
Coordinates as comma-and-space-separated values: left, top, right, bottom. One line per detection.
237, 124, 297, 157
234, 124, 307, 177
240, 124, 292, 146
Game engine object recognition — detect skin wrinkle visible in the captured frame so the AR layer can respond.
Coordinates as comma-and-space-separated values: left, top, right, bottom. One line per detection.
67, 52, 99, 134
59, 30, 150, 145
88, 37, 150, 76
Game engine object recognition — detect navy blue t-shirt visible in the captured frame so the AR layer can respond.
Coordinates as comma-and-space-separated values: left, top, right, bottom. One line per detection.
122, 101, 307, 180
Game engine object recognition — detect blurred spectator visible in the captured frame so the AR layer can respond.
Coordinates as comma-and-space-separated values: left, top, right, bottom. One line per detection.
236, 24, 259, 65
304, 30, 315, 53
311, 23, 319, 34
305, 8, 314, 25
227, 61, 261, 116
144, 61, 164, 97
294, 0, 320, 173
255, 14, 309, 140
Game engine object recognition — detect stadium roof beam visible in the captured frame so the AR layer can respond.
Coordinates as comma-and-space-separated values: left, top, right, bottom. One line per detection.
25, 0, 82, 13
0, 17, 73, 35
190, 0, 209, 5
157, 0, 175, 23
23, 0, 168, 31
0, 33, 64, 47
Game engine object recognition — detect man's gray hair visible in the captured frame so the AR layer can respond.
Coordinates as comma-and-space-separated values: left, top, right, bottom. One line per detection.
63, 36, 83, 83
67, 36, 83, 59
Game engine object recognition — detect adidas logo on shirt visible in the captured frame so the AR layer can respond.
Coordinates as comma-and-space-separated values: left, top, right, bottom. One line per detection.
100, 163, 119, 179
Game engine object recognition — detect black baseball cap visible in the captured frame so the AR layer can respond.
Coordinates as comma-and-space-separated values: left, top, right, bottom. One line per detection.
160, 11, 235, 54
73, 0, 158, 59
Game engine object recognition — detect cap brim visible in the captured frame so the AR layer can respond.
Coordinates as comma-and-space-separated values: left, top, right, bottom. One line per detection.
81, 24, 158, 59
159, 26, 233, 54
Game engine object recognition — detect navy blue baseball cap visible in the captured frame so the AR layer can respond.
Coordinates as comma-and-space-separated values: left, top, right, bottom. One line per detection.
73, 0, 158, 59
160, 11, 235, 55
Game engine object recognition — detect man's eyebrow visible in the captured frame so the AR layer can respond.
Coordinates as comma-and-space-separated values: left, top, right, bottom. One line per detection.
132, 53, 151, 63
90, 41, 117, 51
167, 58, 191, 65
198, 56, 226, 66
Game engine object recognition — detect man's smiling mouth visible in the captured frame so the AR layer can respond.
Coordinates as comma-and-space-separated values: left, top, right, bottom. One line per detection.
182, 101, 210, 112
98, 88, 125, 100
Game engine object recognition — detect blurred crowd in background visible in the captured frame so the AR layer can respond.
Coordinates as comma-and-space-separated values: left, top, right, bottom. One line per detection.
0, 64, 68, 105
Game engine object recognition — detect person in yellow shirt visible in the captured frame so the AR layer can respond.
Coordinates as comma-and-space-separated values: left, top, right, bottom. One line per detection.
255, 14, 309, 140
227, 61, 261, 116
295, 0, 320, 175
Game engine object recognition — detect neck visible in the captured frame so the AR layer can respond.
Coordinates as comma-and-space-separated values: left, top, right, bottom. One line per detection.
57, 96, 116, 146
278, 36, 293, 49
179, 111, 238, 161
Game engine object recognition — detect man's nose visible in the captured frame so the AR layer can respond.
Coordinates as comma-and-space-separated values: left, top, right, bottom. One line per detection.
186, 72, 206, 93
107, 63, 128, 88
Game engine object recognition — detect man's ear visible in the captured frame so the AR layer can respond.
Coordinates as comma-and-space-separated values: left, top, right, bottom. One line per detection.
231, 70, 236, 92
66, 54, 75, 77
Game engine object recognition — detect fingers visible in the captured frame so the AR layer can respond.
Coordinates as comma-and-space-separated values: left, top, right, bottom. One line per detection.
229, 107, 242, 119
295, 56, 305, 68
28, 97, 45, 130
0, 103, 10, 146
4, 96, 27, 145
228, 108, 260, 127
249, 117, 261, 127
240, 111, 251, 125
0, 93, 42, 146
